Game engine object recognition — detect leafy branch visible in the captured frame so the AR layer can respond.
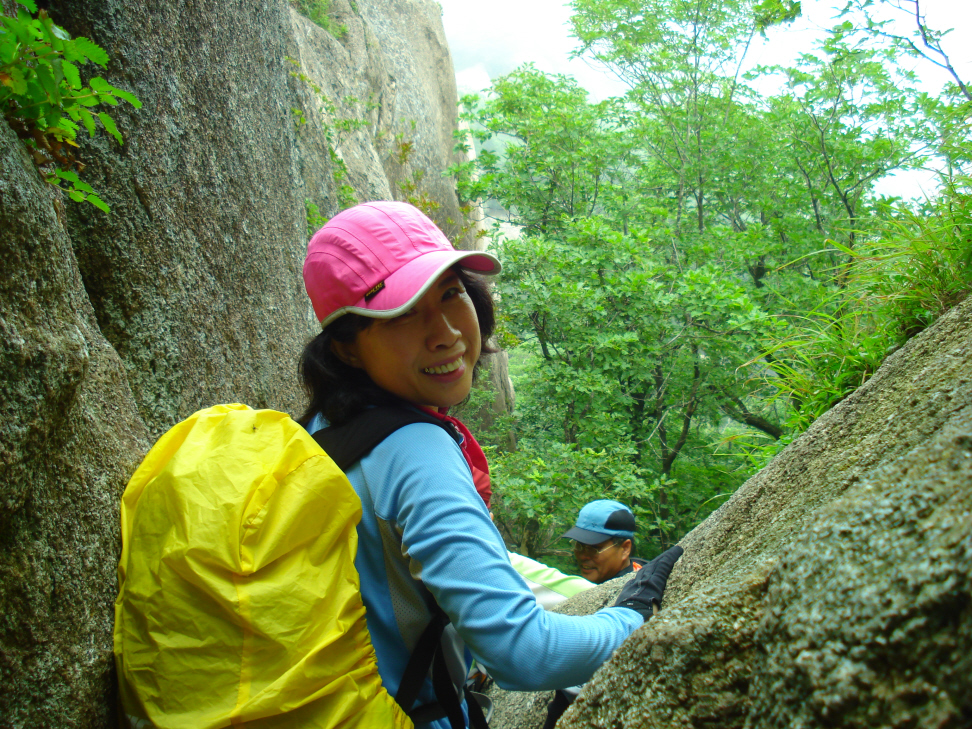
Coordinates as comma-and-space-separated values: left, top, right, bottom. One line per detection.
1, 0, 141, 211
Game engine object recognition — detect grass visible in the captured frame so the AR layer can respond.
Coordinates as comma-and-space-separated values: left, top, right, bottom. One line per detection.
750, 176, 972, 436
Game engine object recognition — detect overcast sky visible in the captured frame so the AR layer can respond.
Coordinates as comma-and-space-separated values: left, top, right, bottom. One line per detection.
439, 0, 972, 101
437, 0, 970, 197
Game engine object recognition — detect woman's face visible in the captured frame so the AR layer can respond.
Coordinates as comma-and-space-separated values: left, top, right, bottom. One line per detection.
335, 270, 482, 409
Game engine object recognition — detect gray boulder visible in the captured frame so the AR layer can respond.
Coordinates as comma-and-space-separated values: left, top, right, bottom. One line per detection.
0, 118, 149, 729
556, 297, 972, 727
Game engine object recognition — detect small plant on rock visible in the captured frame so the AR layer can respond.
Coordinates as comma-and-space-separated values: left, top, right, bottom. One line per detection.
0, 0, 141, 211
288, 0, 347, 38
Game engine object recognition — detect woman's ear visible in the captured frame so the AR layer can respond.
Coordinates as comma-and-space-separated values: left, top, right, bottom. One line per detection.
331, 339, 362, 368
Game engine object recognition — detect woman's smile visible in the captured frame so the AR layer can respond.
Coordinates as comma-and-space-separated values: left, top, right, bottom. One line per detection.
422, 353, 465, 377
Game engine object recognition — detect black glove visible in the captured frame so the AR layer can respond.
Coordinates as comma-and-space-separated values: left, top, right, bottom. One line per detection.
613, 545, 684, 622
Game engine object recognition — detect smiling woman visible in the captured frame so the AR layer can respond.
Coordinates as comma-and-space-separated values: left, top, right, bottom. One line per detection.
298, 201, 499, 426
288, 201, 675, 729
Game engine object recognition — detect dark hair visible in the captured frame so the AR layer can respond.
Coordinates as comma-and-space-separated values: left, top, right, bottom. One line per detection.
297, 268, 497, 426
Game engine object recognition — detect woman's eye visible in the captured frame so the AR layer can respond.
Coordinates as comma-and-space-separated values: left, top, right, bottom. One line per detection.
443, 286, 464, 300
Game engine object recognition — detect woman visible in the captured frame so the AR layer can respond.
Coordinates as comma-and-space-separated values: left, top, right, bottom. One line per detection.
299, 201, 677, 728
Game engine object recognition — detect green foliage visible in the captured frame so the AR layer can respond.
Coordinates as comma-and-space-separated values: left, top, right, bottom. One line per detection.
289, 0, 347, 38
329, 148, 357, 210
862, 181, 972, 335
480, 212, 774, 553
389, 123, 442, 219
304, 198, 327, 237
287, 57, 368, 215
387, 119, 484, 247
54, 168, 109, 211
753, 178, 972, 435
1, 0, 141, 212
455, 0, 967, 558
753, 0, 801, 34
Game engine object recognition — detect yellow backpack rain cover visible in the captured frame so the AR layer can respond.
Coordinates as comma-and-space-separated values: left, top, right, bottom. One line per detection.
113, 404, 413, 729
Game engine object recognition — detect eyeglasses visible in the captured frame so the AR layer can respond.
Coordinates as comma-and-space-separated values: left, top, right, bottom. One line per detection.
571, 540, 621, 558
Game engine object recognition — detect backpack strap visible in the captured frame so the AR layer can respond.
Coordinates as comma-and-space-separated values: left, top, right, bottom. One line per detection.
311, 406, 461, 471
395, 606, 489, 729
311, 407, 488, 727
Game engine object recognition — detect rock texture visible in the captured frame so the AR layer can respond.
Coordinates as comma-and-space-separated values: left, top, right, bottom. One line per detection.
550, 297, 972, 728
0, 119, 149, 729
0, 1, 481, 726
44, 0, 316, 438
288, 0, 471, 242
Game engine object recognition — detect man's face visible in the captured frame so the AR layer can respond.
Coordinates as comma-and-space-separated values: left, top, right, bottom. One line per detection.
573, 537, 632, 584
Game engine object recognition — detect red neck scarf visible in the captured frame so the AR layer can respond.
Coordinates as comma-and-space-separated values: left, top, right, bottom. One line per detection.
418, 406, 491, 510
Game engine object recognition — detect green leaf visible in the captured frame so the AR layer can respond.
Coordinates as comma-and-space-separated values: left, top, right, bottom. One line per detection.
112, 87, 142, 109
61, 59, 81, 89
86, 193, 110, 213
51, 23, 71, 41
71, 36, 109, 66
98, 111, 122, 143
78, 107, 96, 136
14, 0, 38, 11
88, 76, 111, 92
4, 65, 28, 95
34, 62, 60, 104
76, 93, 101, 107
38, 15, 65, 52
55, 168, 81, 183
54, 116, 79, 138
68, 188, 85, 202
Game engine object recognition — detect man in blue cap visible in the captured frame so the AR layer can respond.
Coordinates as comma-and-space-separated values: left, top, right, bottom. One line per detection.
562, 499, 646, 584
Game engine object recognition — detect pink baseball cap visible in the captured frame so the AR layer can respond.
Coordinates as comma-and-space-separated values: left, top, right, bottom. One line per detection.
303, 201, 501, 327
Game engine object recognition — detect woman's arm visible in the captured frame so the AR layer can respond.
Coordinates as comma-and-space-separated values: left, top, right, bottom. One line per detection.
367, 424, 643, 692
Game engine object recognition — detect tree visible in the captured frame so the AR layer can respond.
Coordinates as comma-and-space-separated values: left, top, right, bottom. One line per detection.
455, 0, 961, 563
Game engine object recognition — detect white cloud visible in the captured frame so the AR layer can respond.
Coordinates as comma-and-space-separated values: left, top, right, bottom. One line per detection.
455, 64, 494, 97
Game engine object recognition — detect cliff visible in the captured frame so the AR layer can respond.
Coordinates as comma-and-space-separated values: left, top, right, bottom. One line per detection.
0, 0, 478, 725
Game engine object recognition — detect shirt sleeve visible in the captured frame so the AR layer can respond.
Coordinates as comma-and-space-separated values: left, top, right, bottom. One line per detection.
508, 551, 596, 602
365, 423, 643, 691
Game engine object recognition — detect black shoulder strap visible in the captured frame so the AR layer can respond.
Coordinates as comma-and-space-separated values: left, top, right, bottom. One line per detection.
311, 406, 460, 471
395, 606, 490, 729
313, 407, 486, 727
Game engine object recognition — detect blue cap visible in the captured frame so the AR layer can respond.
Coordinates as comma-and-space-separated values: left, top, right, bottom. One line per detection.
562, 499, 636, 545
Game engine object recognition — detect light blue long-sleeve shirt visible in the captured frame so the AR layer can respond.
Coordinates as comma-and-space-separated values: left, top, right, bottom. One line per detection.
307, 415, 641, 728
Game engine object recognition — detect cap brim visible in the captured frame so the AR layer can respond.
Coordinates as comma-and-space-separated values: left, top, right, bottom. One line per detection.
320, 249, 500, 328
562, 526, 612, 545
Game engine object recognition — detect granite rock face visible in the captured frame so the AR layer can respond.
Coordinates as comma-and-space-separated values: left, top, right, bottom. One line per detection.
289, 0, 471, 243
553, 298, 972, 728
0, 119, 149, 729
0, 1, 478, 725
486, 297, 971, 729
